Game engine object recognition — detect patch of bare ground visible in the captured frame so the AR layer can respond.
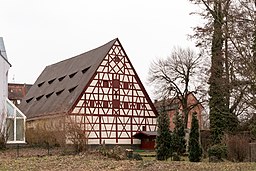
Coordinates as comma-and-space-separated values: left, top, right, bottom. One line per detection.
1, 147, 256, 171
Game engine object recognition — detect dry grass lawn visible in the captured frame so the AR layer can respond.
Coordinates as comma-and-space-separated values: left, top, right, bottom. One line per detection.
0, 147, 256, 171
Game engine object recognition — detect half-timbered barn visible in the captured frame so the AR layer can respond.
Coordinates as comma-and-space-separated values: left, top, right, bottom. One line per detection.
19, 38, 157, 147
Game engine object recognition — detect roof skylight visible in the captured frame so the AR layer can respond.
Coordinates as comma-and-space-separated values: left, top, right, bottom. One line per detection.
69, 72, 77, 78
56, 89, 64, 96
68, 86, 78, 93
82, 66, 91, 74
36, 95, 44, 101
58, 76, 66, 81
48, 78, 56, 84
46, 92, 54, 98
38, 82, 45, 87
26, 97, 34, 103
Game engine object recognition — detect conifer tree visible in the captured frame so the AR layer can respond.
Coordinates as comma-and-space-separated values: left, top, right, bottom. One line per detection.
156, 101, 172, 160
188, 113, 202, 162
172, 110, 186, 156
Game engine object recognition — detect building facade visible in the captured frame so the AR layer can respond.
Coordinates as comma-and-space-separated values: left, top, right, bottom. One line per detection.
0, 37, 11, 135
8, 83, 32, 106
155, 93, 204, 131
0, 37, 26, 144
19, 38, 157, 146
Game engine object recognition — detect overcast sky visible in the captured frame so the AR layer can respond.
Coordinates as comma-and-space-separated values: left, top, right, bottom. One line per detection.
0, 0, 201, 99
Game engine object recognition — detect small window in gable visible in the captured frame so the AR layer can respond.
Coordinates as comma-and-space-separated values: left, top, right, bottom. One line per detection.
56, 89, 64, 96
36, 95, 44, 101
113, 100, 120, 108
114, 57, 120, 63
69, 72, 77, 78
58, 76, 66, 81
113, 79, 119, 88
82, 66, 91, 74
26, 97, 34, 103
90, 100, 94, 108
137, 103, 141, 110
103, 101, 108, 108
38, 81, 45, 87
69, 86, 78, 93
46, 92, 54, 98
123, 82, 129, 89
124, 102, 129, 109
48, 78, 56, 84
103, 80, 109, 88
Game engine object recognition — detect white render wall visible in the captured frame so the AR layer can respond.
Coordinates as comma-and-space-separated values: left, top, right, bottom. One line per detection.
0, 56, 10, 134
0, 37, 10, 134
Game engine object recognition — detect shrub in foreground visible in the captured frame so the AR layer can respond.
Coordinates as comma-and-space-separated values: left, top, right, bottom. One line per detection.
226, 134, 249, 162
0, 133, 6, 150
208, 144, 227, 162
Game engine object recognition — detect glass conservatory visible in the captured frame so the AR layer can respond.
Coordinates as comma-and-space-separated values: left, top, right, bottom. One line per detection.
6, 98, 26, 144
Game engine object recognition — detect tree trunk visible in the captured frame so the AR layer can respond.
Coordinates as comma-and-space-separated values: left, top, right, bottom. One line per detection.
209, 1, 226, 145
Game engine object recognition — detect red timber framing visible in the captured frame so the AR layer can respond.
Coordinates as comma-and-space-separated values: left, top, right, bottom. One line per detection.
69, 40, 157, 145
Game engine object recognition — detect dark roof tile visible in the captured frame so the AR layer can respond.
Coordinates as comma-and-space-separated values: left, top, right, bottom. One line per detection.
19, 38, 117, 119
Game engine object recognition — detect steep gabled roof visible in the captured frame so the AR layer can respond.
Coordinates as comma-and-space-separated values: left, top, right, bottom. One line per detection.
19, 38, 117, 119
133, 131, 158, 139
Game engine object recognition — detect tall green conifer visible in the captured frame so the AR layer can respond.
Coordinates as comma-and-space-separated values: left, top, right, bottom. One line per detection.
188, 113, 202, 162
172, 110, 186, 156
156, 101, 172, 160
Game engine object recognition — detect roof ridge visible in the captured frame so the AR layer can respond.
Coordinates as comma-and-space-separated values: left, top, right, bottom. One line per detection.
46, 38, 118, 68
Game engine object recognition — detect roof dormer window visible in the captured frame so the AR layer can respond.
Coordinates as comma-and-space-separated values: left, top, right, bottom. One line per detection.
56, 89, 64, 96
26, 97, 34, 103
69, 72, 77, 78
68, 86, 78, 93
38, 82, 45, 87
58, 76, 66, 81
46, 92, 54, 98
36, 95, 44, 101
82, 66, 91, 74
48, 78, 56, 84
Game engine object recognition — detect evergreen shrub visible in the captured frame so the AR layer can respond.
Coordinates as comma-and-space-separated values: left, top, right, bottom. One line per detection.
208, 144, 227, 161
188, 113, 202, 162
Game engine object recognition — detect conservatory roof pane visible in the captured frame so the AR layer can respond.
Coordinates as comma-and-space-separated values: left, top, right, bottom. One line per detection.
7, 100, 14, 117
6, 98, 26, 144
16, 110, 23, 117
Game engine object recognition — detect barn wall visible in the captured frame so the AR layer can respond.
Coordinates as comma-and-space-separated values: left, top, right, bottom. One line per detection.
70, 40, 157, 145
24, 40, 157, 147
26, 116, 66, 145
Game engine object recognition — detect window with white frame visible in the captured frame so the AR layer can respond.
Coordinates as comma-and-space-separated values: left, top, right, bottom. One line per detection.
6, 98, 26, 143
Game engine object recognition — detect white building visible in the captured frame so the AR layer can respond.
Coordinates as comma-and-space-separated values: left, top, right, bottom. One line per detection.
0, 37, 26, 144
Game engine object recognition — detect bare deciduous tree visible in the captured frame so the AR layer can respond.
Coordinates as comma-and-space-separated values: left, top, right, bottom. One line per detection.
189, 0, 256, 144
148, 47, 207, 128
